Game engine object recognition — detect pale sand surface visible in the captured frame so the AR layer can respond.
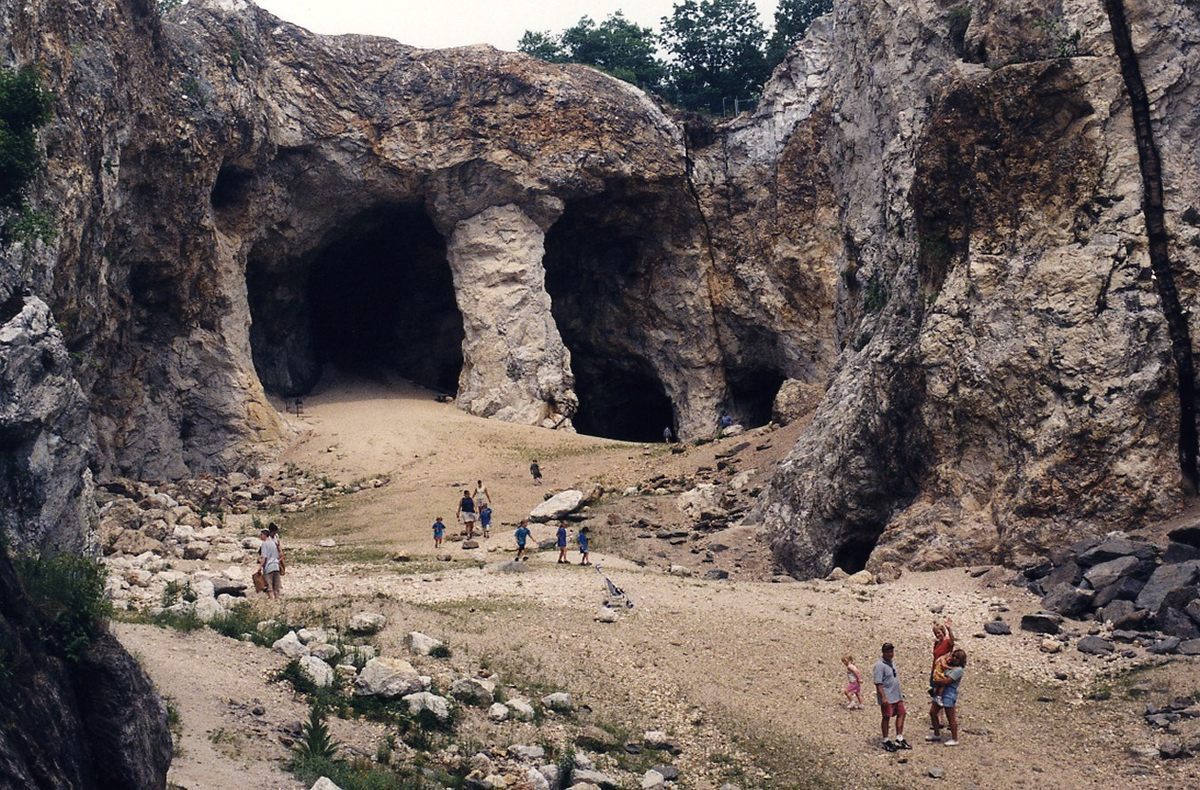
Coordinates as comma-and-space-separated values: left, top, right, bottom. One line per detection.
119, 376, 1200, 789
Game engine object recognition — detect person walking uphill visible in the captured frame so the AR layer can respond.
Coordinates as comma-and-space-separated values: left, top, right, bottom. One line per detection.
874, 642, 910, 751
529, 459, 542, 485
458, 490, 477, 539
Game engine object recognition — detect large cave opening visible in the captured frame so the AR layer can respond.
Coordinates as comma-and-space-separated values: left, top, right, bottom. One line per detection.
248, 204, 463, 397
544, 194, 676, 442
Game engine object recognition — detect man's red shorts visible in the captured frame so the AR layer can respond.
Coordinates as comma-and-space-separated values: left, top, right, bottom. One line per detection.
881, 700, 907, 718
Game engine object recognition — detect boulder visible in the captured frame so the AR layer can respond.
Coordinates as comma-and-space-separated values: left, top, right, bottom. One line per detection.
573, 770, 620, 789
299, 656, 335, 688
508, 699, 536, 721
825, 567, 850, 581
525, 767, 551, 790
1082, 556, 1139, 591
347, 612, 386, 635
1076, 539, 1156, 566
529, 490, 585, 522
193, 596, 224, 623
1098, 600, 1150, 631
1076, 636, 1114, 655
703, 569, 730, 581
182, 541, 210, 560
595, 607, 619, 623
1147, 637, 1181, 655
771, 379, 823, 424
1179, 639, 1200, 656
983, 620, 1011, 636
1157, 607, 1200, 639
309, 643, 340, 662
211, 578, 247, 597
272, 631, 310, 659
846, 570, 875, 585
676, 484, 721, 520
508, 744, 546, 761
576, 726, 618, 752
402, 691, 452, 724
1167, 525, 1200, 549
1040, 584, 1094, 617
668, 565, 692, 578
450, 677, 497, 706
406, 631, 444, 656
354, 658, 423, 698
311, 778, 344, 790
541, 692, 574, 713
1164, 541, 1200, 563
1135, 562, 1200, 612
1092, 575, 1148, 609
1187, 598, 1200, 625
297, 628, 330, 645
1041, 560, 1082, 591
488, 702, 509, 722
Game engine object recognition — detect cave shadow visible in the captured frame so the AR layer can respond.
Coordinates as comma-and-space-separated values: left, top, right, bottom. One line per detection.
247, 204, 463, 398
724, 365, 785, 429
543, 193, 676, 442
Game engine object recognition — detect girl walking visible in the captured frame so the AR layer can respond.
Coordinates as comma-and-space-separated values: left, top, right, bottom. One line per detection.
842, 654, 863, 709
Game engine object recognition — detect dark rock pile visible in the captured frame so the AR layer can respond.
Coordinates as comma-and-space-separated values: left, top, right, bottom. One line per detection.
1016, 528, 1200, 653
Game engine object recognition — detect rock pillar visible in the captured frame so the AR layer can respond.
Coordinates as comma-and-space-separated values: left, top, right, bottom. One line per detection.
446, 204, 577, 427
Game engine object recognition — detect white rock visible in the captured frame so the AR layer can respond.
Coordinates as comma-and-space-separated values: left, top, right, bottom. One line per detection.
642, 770, 666, 789
297, 627, 329, 645
309, 643, 340, 661
488, 702, 510, 722
595, 606, 619, 623
406, 631, 443, 656
272, 631, 310, 659
354, 657, 423, 697
846, 570, 875, 585
192, 578, 216, 599
450, 676, 496, 706
402, 691, 452, 723
172, 524, 197, 541
541, 692, 574, 712
525, 767, 551, 790
347, 612, 386, 634
668, 565, 692, 577
310, 778, 343, 790
508, 744, 546, 761
529, 490, 585, 522
643, 731, 671, 747
508, 699, 536, 721
193, 596, 224, 623
299, 655, 335, 688
676, 483, 720, 520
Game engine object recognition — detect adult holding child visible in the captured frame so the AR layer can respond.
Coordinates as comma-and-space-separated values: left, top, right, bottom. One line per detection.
929, 649, 967, 746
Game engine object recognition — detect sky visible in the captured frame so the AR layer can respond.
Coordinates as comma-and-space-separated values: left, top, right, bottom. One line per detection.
252, 0, 780, 51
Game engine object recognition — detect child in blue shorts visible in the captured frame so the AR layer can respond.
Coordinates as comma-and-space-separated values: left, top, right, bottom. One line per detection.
577, 526, 590, 566
479, 505, 493, 538
556, 524, 568, 564
514, 520, 532, 561
432, 517, 445, 548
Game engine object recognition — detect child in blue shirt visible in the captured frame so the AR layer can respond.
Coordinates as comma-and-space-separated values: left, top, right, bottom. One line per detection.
514, 521, 532, 561
577, 527, 590, 566
432, 517, 445, 548
479, 505, 493, 538
556, 525, 568, 564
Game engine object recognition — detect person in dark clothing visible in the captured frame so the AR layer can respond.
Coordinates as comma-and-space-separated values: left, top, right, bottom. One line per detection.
530, 459, 542, 485
459, 490, 477, 539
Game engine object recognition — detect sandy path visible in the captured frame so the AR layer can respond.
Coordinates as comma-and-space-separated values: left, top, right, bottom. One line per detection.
121, 377, 1197, 789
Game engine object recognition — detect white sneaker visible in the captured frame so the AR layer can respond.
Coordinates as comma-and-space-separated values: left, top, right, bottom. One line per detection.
925, 732, 941, 742
944, 739, 959, 747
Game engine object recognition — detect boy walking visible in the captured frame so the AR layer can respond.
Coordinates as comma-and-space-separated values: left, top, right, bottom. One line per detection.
529, 459, 542, 485
432, 516, 445, 548
873, 642, 910, 751
514, 520, 532, 561
556, 524, 568, 564
577, 526, 590, 566
479, 504, 493, 538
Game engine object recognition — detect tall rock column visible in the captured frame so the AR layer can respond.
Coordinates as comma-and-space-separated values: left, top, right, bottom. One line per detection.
446, 205, 578, 427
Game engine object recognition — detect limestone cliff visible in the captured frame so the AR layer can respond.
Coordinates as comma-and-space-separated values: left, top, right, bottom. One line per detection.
3, 0, 1199, 581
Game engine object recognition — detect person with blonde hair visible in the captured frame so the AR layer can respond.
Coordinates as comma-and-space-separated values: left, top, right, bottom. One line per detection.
841, 654, 863, 709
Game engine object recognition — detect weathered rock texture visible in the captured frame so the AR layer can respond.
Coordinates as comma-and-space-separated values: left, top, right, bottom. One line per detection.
4, 0, 1200, 577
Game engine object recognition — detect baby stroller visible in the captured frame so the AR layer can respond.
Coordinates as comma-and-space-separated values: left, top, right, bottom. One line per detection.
595, 564, 634, 609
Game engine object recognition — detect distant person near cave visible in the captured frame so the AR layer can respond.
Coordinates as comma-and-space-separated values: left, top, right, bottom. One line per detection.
717, 412, 733, 438
662, 425, 673, 443
530, 459, 542, 485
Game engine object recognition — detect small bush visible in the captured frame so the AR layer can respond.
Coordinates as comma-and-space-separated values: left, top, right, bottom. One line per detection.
275, 658, 323, 697
291, 755, 402, 790
429, 643, 452, 659
295, 701, 340, 762
557, 744, 576, 787
150, 607, 204, 633
209, 601, 258, 639
14, 552, 112, 661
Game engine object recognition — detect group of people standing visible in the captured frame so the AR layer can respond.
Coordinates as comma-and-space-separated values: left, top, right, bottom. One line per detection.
841, 618, 968, 751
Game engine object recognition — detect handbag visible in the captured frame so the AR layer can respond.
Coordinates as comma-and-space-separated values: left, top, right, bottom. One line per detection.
252, 569, 267, 593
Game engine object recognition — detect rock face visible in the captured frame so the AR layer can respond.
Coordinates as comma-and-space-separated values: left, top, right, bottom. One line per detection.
5, 0, 1200, 578
0, 553, 172, 788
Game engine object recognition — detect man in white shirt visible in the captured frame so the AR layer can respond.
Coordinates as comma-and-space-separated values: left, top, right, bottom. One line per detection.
259, 528, 282, 599
873, 642, 910, 751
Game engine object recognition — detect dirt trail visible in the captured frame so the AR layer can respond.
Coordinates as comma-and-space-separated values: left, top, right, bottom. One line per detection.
119, 377, 1198, 789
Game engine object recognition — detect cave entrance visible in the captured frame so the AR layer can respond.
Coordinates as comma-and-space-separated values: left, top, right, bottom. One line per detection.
543, 195, 676, 442
248, 205, 463, 397
725, 366, 785, 428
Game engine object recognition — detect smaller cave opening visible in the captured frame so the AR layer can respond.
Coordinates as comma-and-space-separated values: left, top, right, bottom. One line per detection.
832, 534, 880, 575
570, 357, 675, 443
725, 366, 785, 428
211, 164, 254, 211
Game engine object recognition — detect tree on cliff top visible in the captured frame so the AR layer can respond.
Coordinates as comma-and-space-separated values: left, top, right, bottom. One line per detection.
659, 0, 770, 114
767, 0, 833, 63
0, 65, 53, 246
518, 13, 666, 93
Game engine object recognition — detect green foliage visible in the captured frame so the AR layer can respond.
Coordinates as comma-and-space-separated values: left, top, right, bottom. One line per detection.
863, 275, 888, 313
766, 0, 832, 63
0, 65, 53, 245
429, 643, 452, 659
14, 552, 111, 662
1034, 15, 1082, 59
208, 601, 258, 640
295, 701, 340, 762
660, 0, 770, 114
150, 607, 204, 633
557, 744, 576, 787
291, 755, 405, 790
519, 13, 666, 92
